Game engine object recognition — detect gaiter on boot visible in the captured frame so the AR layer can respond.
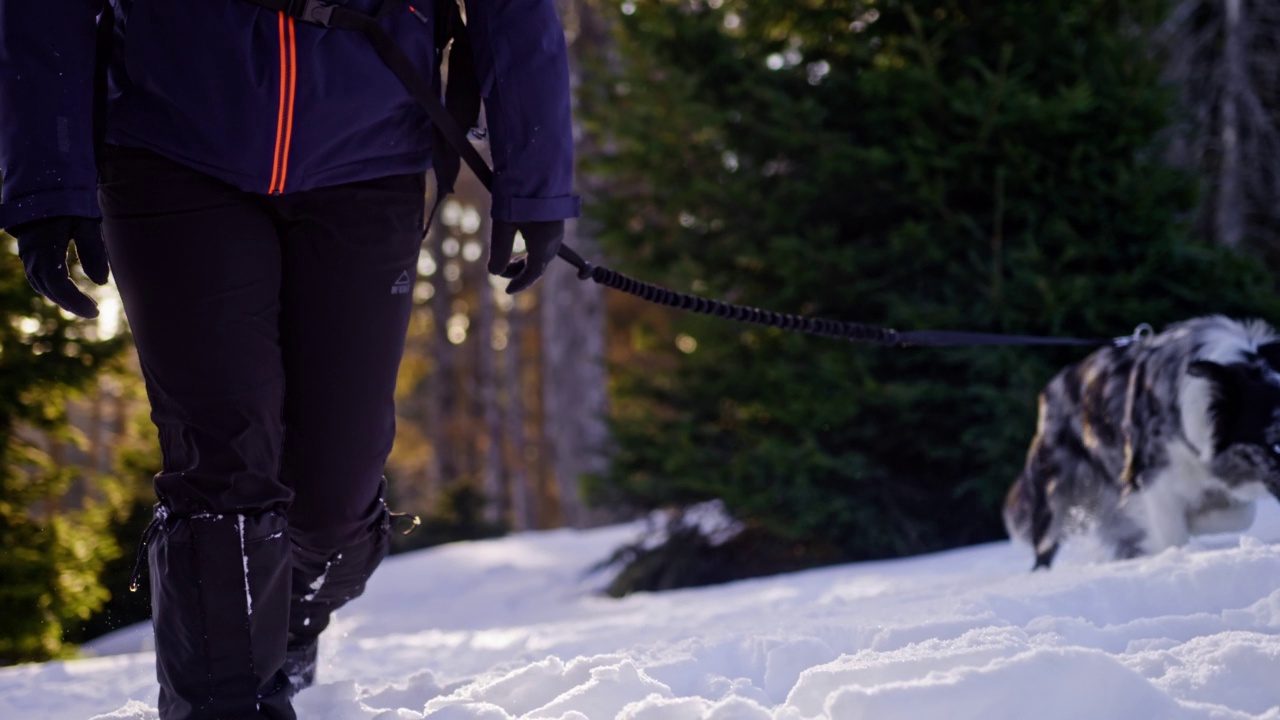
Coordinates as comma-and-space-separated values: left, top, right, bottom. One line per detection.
148, 506, 295, 720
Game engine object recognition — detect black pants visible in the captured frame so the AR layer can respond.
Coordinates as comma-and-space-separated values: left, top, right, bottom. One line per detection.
99, 146, 422, 719
100, 145, 422, 546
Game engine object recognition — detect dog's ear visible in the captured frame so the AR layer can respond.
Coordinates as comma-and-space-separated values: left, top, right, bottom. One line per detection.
1187, 360, 1244, 454
1187, 359, 1245, 406
1187, 359, 1229, 384
1189, 358, 1256, 413
1257, 341, 1280, 371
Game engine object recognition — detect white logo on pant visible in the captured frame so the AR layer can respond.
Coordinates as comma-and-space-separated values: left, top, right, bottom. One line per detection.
391, 271, 412, 296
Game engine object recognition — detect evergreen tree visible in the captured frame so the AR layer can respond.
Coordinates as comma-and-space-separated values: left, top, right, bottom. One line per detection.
63, 406, 161, 648
0, 230, 130, 663
580, 0, 1280, 593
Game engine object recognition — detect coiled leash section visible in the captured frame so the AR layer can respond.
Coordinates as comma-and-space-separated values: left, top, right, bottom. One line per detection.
244, 0, 1109, 351
554, 245, 1104, 349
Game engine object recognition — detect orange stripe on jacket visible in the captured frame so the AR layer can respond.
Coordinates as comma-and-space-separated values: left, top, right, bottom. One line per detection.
278, 17, 298, 193
269, 12, 288, 193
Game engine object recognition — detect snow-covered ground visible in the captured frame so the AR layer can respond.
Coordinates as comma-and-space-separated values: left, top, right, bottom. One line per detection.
4, 503, 1280, 720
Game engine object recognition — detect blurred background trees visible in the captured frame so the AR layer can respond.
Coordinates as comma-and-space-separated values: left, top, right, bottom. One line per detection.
577, 0, 1280, 594
5, 0, 1280, 661
1159, 0, 1280, 254
0, 238, 140, 663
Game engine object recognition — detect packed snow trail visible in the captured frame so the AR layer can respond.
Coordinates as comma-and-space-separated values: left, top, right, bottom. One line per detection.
3, 506, 1280, 719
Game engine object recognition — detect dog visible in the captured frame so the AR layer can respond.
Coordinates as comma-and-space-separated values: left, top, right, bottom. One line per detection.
1003, 316, 1280, 569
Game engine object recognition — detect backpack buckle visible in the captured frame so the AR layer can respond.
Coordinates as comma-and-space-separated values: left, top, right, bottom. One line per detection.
287, 0, 335, 26
302, 0, 336, 26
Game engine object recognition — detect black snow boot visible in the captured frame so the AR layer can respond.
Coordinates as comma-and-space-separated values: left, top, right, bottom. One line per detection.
147, 506, 296, 720
281, 638, 318, 698
285, 507, 391, 696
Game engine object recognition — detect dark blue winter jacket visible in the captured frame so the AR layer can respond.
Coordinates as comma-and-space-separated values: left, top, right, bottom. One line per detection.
0, 0, 580, 230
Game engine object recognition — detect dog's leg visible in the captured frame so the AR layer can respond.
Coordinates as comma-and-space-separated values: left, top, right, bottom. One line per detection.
1004, 469, 1059, 571
1033, 541, 1059, 570
1128, 467, 1192, 553
1029, 472, 1059, 570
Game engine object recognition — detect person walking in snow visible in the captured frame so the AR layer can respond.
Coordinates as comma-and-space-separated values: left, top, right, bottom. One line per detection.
0, 1, 578, 718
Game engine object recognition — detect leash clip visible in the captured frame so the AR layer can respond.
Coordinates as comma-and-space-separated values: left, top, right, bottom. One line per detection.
555, 243, 596, 280
1113, 322, 1154, 348
389, 511, 421, 536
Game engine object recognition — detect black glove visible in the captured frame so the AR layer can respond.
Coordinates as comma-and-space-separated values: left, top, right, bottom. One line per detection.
488, 219, 564, 294
9, 216, 110, 319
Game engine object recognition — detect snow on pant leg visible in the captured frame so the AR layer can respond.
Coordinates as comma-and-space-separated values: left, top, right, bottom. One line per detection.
289, 502, 391, 647
272, 172, 425, 636
99, 145, 295, 720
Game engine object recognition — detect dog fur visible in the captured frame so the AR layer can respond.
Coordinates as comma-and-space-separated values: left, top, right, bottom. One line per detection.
1003, 316, 1280, 569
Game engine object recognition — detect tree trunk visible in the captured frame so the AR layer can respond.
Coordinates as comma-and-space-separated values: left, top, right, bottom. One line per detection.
536, 0, 613, 529
472, 210, 505, 525
537, 231, 610, 529
503, 297, 537, 531
1159, 0, 1280, 250
427, 214, 457, 495
1217, 0, 1244, 248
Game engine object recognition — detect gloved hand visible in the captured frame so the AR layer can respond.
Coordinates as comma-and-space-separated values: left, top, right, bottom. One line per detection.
488, 219, 564, 294
9, 216, 110, 318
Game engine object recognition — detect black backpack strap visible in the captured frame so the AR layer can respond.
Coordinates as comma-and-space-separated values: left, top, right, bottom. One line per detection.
93, 4, 117, 162
430, 0, 482, 199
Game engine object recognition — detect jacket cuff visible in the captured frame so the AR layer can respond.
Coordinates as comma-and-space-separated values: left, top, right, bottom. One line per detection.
492, 194, 582, 223
0, 187, 100, 232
